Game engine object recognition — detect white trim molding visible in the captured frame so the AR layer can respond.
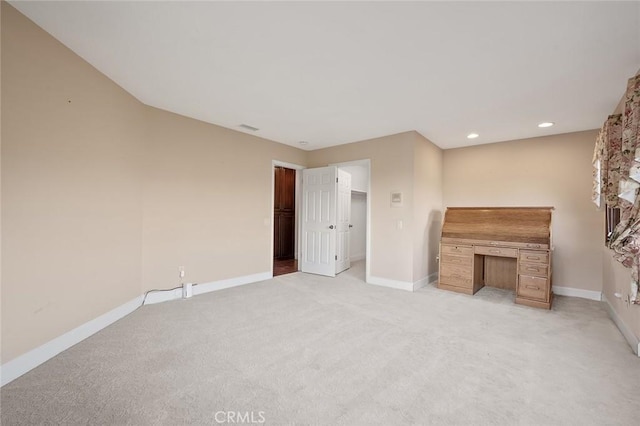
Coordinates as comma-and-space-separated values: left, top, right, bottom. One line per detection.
143, 288, 183, 305
412, 272, 439, 291
369, 273, 439, 292
194, 272, 271, 296
602, 295, 640, 356
412, 277, 429, 291
144, 272, 272, 305
0, 295, 143, 387
552, 286, 602, 301
368, 276, 414, 292
272, 160, 305, 171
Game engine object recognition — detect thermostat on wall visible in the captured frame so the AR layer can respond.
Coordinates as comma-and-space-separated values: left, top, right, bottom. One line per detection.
391, 192, 403, 207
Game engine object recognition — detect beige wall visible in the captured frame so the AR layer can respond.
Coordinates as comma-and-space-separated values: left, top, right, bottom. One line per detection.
1, 2, 307, 364
1, 3, 146, 362
308, 132, 416, 283
413, 133, 443, 284
443, 130, 604, 293
308, 131, 444, 285
142, 107, 305, 291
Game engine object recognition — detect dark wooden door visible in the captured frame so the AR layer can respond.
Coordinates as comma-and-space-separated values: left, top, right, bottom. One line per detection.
274, 167, 296, 259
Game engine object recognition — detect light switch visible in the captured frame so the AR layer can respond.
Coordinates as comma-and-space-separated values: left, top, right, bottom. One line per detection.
397, 219, 403, 230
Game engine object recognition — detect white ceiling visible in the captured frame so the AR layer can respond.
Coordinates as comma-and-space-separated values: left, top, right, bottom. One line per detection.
9, 1, 640, 150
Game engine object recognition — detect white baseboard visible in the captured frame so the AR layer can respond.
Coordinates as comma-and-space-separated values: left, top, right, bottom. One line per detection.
413, 276, 429, 291
143, 287, 183, 305
552, 286, 602, 301
194, 272, 271, 296
412, 272, 439, 291
369, 273, 439, 292
0, 295, 143, 387
143, 272, 272, 305
602, 295, 640, 356
0, 271, 272, 387
368, 276, 413, 292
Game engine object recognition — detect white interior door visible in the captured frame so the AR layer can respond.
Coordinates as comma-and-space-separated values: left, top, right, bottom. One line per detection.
336, 169, 352, 274
301, 166, 337, 277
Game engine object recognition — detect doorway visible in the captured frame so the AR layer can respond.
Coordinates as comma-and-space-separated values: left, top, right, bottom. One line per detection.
271, 159, 370, 282
330, 160, 371, 283
273, 166, 296, 276
350, 191, 367, 263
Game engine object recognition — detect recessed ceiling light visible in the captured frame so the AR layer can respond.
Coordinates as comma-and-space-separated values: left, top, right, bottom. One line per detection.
538, 122, 554, 128
238, 123, 259, 131
299, 141, 309, 146
467, 133, 479, 139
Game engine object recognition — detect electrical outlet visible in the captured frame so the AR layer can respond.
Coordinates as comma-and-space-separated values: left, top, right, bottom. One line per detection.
179, 266, 185, 279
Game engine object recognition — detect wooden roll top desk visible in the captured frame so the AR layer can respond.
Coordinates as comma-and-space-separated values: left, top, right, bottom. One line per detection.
438, 207, 554, 309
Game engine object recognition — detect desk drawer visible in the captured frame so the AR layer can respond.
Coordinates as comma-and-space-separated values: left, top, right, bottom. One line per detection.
441, 254, 473, 266
519, 250, 549, 264
439, 272, 472, 288
440, 262, 473, 288
524, 243, 548, 249
519, 263, 548, 277
474, 246, 518, 258
439, 275, 472, 288
518, 275, 549, 301
441, 244, 473, 256
440, 263, 472, 278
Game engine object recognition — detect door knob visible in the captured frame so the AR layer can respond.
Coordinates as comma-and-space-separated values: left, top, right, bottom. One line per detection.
349, 224, 353, 228
329, 225, 335, 229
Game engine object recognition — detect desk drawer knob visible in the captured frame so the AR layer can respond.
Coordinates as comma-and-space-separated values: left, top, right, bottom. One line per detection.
525, 284, 540, 290
526, 256, 540, 261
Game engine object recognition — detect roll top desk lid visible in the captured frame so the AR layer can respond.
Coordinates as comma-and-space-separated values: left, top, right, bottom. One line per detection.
441, 207, 553, 247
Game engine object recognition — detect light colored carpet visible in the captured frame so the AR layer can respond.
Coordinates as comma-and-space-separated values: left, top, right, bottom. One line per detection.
2, 261, 639, 425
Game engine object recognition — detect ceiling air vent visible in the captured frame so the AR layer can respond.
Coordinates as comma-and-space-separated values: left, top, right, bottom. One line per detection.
239, 124, 259, 132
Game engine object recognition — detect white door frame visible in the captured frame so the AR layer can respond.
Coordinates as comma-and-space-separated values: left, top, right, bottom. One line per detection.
336, 168, 352, 274
271, 160, 305, 277
329, 159, 371, 284
271, 159, 370, 282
